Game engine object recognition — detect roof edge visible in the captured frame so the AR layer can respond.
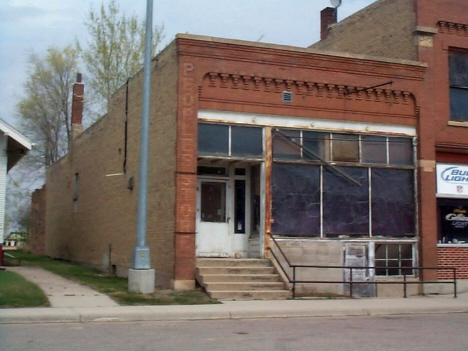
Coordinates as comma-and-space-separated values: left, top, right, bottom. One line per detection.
175, 33, 427, 68
0, 119, 32, 150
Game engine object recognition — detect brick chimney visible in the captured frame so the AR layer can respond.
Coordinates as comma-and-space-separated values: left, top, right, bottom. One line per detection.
71, 73, 84, 139
321, 7, 337, 40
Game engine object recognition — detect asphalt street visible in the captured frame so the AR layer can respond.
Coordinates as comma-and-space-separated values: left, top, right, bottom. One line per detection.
1, 313, 467, 351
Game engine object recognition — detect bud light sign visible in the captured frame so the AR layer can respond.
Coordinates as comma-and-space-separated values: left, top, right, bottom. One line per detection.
437, 164, 468, 196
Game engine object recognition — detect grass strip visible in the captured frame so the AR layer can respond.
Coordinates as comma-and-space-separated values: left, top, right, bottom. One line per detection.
6, 251, 219, 306
0, 271, 49, 308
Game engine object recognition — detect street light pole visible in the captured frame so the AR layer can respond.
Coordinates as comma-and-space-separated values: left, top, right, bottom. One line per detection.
128, 0, 155, 293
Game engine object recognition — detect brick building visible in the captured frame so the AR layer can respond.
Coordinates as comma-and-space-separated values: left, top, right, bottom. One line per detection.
313, 0, 468, 282
38, 0, 468, 298
38, 32, 427, 297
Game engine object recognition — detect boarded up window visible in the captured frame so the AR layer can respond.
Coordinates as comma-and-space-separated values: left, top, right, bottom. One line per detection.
323, 167, 369, 236
371, 169, 415, 236
271, 163, 320, 236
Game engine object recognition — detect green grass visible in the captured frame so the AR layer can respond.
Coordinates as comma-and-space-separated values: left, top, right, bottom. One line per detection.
0, 271, 49, 308
6, 251, 219, 306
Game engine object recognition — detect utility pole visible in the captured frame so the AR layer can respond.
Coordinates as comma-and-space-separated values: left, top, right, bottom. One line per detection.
128, 0, 155, 293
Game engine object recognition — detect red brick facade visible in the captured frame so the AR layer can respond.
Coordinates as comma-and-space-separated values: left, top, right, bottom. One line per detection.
438, 247, 468, 280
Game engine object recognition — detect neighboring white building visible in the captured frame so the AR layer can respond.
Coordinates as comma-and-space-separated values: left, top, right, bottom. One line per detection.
0, 119, 32, 244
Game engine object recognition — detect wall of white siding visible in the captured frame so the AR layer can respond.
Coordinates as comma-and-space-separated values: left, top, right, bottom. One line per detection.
0, 133, 7, 243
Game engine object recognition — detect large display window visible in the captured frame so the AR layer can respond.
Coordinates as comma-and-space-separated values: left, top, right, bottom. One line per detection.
438, 198, 468, 244
271, 128, 416, 238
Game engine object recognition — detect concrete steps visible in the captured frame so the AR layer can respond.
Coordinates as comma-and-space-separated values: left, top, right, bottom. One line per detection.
196, 258, 291, 301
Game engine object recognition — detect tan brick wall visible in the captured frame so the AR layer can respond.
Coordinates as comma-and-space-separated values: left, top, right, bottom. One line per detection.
29, 185, 46, 255
45, 43, 179, 287
45, 155, 73, 258
312, 0, 417, 61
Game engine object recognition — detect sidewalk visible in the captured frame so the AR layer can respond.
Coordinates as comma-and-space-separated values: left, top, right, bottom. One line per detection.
2, 266, 467, 325
7, 267, 118, 308
1, 293, 467, 324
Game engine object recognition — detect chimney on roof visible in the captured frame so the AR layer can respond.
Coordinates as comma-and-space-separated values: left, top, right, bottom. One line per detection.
71, 73, 84, 139
321, 7, 337, 40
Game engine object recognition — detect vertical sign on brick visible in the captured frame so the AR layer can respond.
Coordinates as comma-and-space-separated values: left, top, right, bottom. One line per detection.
173, 60, 199, 289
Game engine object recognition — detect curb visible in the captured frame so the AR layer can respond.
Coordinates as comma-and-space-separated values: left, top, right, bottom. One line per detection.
1, 302, 467, 324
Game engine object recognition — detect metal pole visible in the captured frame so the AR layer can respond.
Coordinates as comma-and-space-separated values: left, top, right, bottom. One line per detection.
403, 271, 407, 298
454, 268, 457, 298
349, 268, 353, 298
131, 0, 153, 270
292, 266, 296, 299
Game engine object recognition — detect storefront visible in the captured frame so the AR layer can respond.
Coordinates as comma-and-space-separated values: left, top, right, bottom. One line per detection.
436, 163, 468, 279
196, 110, 420, 295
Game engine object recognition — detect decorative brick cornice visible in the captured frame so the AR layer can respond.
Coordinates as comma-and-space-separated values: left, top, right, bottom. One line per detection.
203, 72, 412, 106
438, 21, 468, 36
435, 142, 468, 153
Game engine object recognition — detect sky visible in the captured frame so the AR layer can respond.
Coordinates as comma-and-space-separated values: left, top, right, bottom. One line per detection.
0, 0, 375, 130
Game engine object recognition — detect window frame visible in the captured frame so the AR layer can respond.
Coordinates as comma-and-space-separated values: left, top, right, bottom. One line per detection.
449, 50, 468, 122
198, 122, 264, 158
374, 243, 416, 277
272, 128, 414, 167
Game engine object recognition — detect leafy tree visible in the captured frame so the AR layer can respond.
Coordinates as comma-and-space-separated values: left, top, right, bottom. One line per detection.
17, 46, 79, 167
78, 0, 165, 115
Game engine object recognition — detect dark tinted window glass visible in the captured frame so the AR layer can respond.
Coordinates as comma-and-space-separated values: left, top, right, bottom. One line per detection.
273, 129, 301, 159
197, 167, 227, 176
438, 199, 468, 243
450, 88, 468, 122
362, 135, 387, 164
303, 131, 329, 161
387, 244, 400, 260
389, 138, 413, 165
449, 52, 468, 87
231, 126, 263, 157
200, 182, 226, 223
234, 180, 246, 233
372, 169, 415, 236
401, 244, 413, 260
375, 244, 386, 260
271, 163, 320, 236
198, 123, 229, 155
332, 134, 359, 162
323, 167, 369, 236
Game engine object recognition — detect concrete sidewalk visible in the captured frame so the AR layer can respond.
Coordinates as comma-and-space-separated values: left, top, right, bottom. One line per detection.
7, 267, 118, 308
1, 294, 467, 325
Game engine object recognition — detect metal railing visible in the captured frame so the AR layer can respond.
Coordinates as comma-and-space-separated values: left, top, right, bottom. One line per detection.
267, 234, 457, 299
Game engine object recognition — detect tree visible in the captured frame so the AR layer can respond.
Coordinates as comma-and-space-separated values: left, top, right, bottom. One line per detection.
17, 46, 79, 167
78, 0, 165, 115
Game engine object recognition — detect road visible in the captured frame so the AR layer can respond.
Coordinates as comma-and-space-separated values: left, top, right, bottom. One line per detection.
1, 313, 467, 351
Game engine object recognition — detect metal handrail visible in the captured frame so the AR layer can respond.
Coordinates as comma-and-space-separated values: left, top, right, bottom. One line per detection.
267, 234, 457, 299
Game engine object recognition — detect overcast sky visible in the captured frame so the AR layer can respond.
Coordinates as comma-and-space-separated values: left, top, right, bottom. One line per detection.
0, 0, 374, 129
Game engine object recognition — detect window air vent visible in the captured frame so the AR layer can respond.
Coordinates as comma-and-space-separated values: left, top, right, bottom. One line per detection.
282, 91, 293, 103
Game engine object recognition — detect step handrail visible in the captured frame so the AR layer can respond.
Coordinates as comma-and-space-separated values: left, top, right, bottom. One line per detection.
267, 233, 457, 299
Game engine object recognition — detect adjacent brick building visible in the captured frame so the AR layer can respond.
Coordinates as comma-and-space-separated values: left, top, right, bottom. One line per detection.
312, 0, 468, 283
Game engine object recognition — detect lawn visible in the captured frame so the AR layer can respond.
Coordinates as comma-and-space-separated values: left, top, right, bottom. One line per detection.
0, 270, 49, 308
5, 251, 219, 306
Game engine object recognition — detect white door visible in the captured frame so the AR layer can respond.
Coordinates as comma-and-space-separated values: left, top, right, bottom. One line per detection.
344, 243, 374, 297
196, 179, 230, 256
